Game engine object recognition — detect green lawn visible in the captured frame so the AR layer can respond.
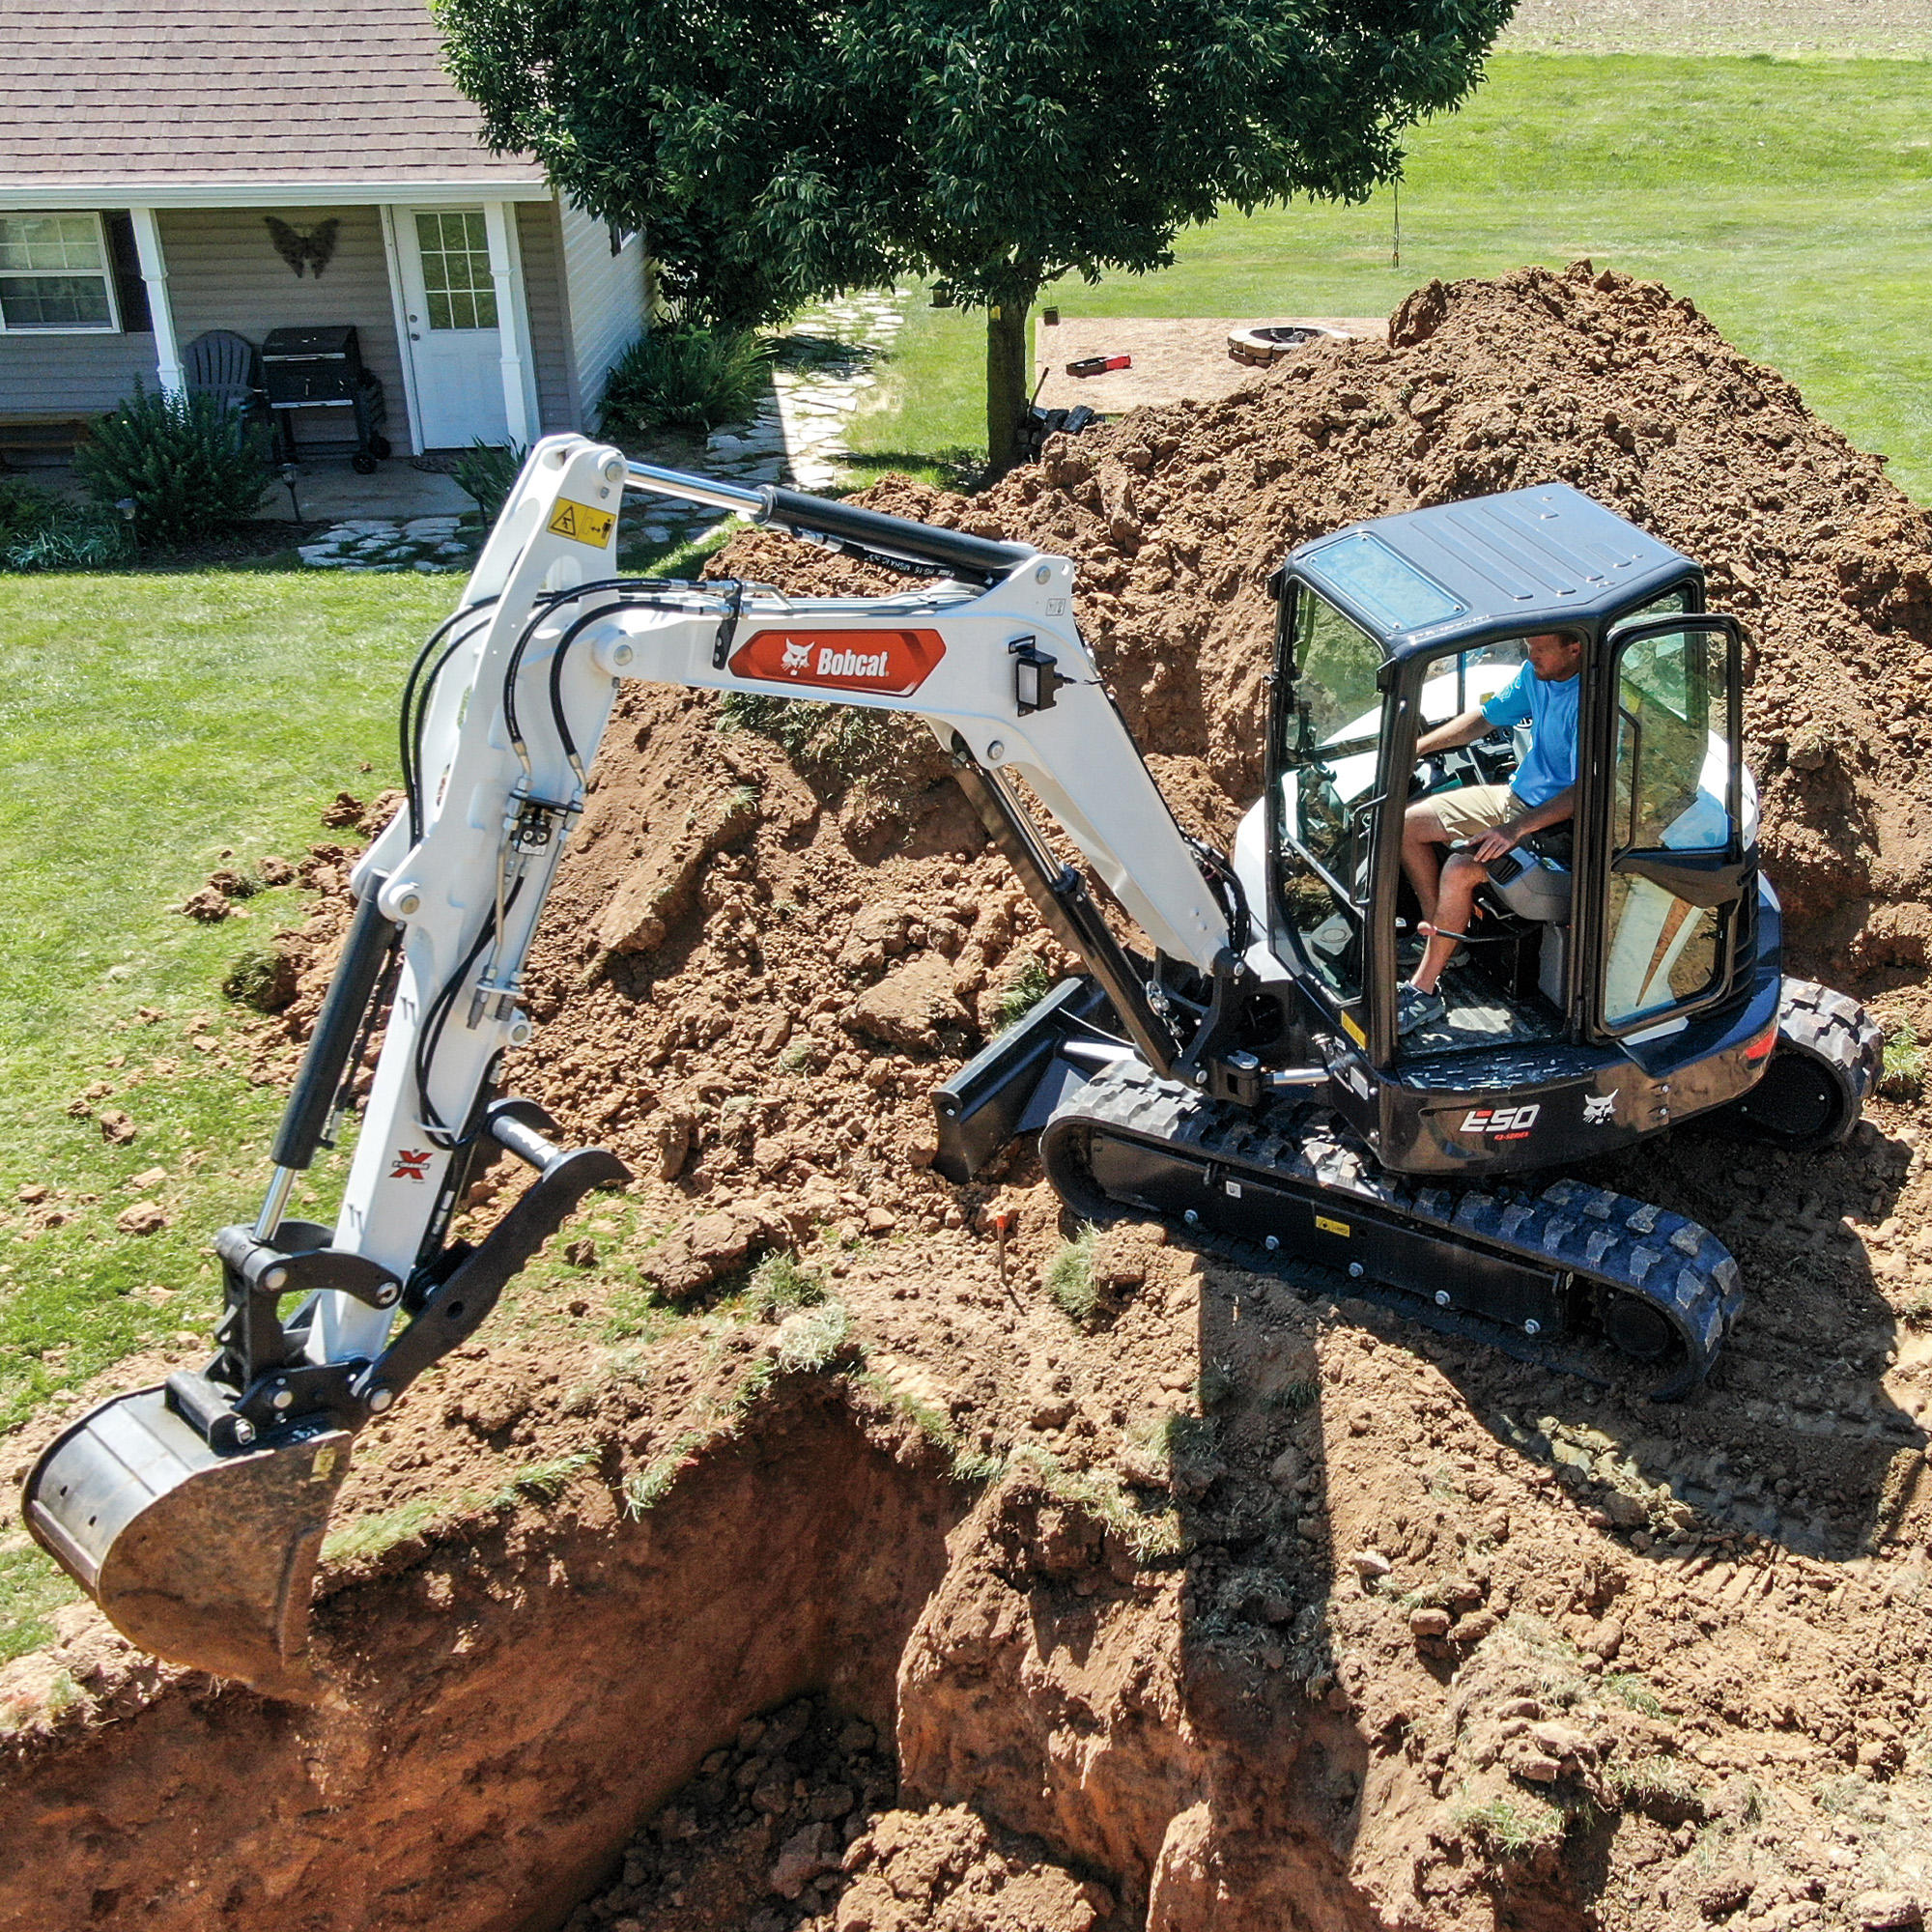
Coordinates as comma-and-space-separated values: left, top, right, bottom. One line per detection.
852, 54, 1932, 501
0, 568, 450, 1431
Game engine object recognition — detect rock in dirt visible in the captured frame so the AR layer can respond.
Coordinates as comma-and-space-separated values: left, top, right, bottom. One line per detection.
842, 952, 973, 1051
1852, 1891, 1924, 1931
768, 1823, 837, 1899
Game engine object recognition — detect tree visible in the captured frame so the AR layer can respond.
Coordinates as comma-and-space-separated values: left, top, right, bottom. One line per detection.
440, 0, 1515, 475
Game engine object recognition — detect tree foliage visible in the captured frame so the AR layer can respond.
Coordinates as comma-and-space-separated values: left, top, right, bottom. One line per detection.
440, 0, 1515, 469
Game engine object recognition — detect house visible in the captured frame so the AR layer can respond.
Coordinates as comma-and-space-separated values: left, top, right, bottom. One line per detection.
0, 1, 647, 460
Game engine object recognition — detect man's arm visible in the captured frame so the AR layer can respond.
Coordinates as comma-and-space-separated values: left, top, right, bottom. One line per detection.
1415, 705, 1494, 758
1470, 785, 1574, 864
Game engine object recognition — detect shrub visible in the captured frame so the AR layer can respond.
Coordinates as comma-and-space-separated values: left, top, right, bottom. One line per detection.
74, 382, 270, 544
0, 479, 129, 573
452, 439, 528, 523
597, 322, 774, 440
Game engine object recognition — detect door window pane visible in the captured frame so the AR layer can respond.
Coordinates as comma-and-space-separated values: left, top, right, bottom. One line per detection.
1277, 588, 1388, 1004
0, 215, 114, 330
414, 212, 497, 331
1603, 627, 1733, 1026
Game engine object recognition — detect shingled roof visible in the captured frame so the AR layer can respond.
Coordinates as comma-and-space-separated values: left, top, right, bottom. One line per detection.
0, 0, 547, 198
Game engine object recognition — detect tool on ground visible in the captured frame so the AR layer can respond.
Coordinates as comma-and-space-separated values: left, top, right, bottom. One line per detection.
24, 442, 1878, 1695
1065, 355, 1130, 377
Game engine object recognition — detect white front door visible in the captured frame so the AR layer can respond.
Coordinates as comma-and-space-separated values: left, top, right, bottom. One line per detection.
398, 208, 510, 448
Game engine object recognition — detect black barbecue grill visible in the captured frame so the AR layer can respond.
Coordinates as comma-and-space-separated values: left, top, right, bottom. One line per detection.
260, 325, 390, 472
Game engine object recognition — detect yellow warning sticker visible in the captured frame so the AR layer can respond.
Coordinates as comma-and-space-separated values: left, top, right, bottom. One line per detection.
1340, 1010, 1365, 1046
548, 497, 616, 547
1315, 1214, 1350, 1237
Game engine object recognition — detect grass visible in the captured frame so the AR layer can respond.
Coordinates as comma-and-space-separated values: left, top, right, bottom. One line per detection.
0, 566, 447, 1432
995, 956, 1058, 1030
0, 1533, 79, 1664
1605, 1670, 1668, 1718
1044, 1224, 1100, 1324
622, 1430, 709, 1517
839, 298, 986, 493
838, 56, 1932, 502
489, 1449, 598, 1507
1881, 1021, 1924, 1098
774, 1297, 850, 1373
322, 1492, 460, 1566
1451, 1790, 1568, 1861
718, 691, 902, 792
1608, 1752, 1708, 1816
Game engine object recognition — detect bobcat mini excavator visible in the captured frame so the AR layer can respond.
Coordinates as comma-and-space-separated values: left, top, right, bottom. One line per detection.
25, 440, 1879, 1696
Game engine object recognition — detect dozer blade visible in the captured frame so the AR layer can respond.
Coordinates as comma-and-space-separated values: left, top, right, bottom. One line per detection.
22, 1385, 352, 1701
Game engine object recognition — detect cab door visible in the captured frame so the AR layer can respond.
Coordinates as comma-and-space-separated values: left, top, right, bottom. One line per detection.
1591, 613, 1748, 1036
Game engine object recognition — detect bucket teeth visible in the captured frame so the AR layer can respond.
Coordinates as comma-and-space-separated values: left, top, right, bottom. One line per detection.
22, 1386, 353, 1702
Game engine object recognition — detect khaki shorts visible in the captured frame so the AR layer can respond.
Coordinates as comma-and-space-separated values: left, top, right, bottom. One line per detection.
1425, 783, 1520, 840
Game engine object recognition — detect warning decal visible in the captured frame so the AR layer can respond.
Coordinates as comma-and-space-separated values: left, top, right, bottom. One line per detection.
1315, 1214, 1350, 1237
548, 497, 617, 548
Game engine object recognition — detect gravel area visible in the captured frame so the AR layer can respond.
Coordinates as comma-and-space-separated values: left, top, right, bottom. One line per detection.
1031, 315, 1384, 415
1500, 0, 1932, 57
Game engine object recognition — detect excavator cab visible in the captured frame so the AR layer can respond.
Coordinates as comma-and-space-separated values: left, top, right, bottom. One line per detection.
1257, 484, 1804, 1171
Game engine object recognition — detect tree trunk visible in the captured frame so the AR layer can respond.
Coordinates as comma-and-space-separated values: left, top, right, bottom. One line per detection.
984, 298, 1032, 481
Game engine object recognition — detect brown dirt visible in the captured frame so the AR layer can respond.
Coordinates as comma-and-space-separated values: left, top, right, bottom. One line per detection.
6, 263, 1932, 1932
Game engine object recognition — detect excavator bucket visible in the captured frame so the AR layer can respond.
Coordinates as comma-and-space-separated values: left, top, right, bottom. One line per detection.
22, 1385, 352, 1702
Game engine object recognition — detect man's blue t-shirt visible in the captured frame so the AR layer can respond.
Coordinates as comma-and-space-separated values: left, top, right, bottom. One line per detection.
1481, 660, 1579, 810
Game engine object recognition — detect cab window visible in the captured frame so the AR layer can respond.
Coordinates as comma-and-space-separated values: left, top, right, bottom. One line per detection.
1276, 588, 1387, 1002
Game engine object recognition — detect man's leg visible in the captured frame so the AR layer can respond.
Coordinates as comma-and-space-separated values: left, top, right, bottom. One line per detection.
1402, 802, 1452, 927
1410, 852, 1486, 995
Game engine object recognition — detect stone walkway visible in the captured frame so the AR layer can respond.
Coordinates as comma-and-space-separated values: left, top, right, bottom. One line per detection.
299, 290, 910, 571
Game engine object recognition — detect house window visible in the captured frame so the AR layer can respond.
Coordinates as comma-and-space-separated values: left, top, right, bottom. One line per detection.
414, 212, 497, 331
0, 213, 120, 331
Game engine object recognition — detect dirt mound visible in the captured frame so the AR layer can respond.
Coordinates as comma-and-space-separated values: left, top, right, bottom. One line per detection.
8, 267, 1932, 1932
719, 260, 1932, 984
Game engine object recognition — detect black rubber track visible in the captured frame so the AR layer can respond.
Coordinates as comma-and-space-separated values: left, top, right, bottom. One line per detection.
1040, 1062, 1745, 1401
1710, 978, 1882, 1153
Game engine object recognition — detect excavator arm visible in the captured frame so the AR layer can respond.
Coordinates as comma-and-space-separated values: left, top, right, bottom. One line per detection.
24, 437, 1260, 1696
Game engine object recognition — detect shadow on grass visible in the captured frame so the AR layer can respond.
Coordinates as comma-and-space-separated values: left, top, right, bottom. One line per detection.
838, 447, 984, 494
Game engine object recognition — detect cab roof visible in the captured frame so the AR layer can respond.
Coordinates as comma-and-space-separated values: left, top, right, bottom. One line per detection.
1282, 484, 1699, 661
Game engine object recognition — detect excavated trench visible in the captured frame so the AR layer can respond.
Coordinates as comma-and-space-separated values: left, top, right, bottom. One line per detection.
1, 1392, 963, 1931
0, 1378, 1419, 1932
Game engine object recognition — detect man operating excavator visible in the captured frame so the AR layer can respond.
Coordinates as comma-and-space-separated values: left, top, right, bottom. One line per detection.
1397, 629, 1583, 1036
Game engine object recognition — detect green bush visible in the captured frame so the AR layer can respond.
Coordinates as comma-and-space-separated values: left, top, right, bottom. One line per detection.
0, 479, 129, 572
452, 438, 528, 524
73, 382, 270, 544
598, 323, 774, 439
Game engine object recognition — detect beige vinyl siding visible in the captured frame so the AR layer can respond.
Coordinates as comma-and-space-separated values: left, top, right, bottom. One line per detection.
557, 198, 646, 425
0, 323, 154, 416
514, 199, 577, 435
158, 204, 412, 448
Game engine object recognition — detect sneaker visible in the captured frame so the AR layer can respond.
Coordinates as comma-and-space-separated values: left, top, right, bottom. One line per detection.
1396, 983, 1446, 1037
